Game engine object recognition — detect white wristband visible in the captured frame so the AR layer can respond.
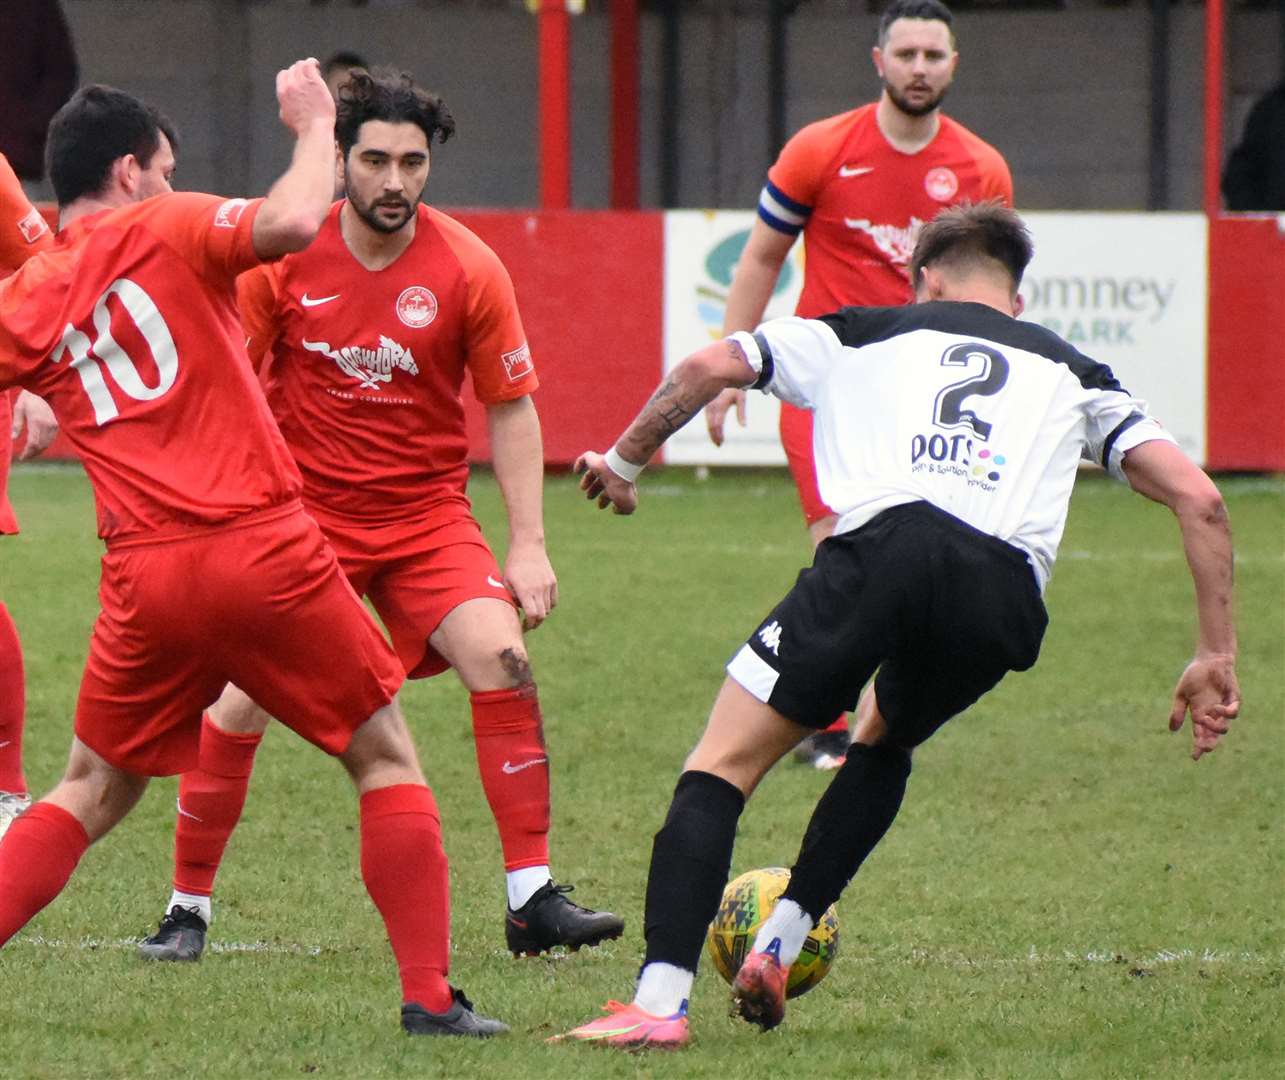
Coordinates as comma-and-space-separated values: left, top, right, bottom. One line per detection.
603, 446, 644, 483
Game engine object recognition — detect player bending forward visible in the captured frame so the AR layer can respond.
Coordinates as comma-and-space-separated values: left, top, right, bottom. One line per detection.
135, 66, 621, 965
0, 62, 506, 1037
557, 203, 1239, 1047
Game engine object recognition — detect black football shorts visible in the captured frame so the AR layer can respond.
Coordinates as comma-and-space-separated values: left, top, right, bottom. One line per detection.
726, 500, 1048, 747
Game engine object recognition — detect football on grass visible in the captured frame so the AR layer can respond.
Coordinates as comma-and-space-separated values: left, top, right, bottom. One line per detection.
706, 867, 839, 998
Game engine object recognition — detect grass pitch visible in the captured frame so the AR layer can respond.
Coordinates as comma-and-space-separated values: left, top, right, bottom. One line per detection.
2, 463, 1281, 1079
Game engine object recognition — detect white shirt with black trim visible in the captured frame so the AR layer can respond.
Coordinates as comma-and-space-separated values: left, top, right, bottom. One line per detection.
730, 301, 1176, 591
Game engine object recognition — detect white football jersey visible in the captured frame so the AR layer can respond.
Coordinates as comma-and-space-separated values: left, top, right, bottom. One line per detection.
730, 301, 1175, 590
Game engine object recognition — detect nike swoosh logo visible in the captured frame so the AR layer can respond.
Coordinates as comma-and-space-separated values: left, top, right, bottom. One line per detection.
487, 575, 506, 589
0, 741, 9, 749
175, 799, 204, 823
839, 165, 875, 178
300, 293, 340, 308
501, 757, 548, 775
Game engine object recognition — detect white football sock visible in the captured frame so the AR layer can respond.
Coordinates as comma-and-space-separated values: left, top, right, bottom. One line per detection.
507, 865, 551, 910
168, 889, 212, 928
634, 962, 693, 1017
752, 898, 812, 967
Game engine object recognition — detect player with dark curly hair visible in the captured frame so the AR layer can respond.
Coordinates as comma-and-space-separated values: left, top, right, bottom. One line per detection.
136, 67, 623, 977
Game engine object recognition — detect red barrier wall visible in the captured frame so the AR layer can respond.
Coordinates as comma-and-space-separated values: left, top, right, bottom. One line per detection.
452, 210, 663, 465
20, 208, 665, 468
1206, 217, 1285, 470
13, 208, 1283, 473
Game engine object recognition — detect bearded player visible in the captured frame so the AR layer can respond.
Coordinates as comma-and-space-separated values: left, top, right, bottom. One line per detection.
0, 152, 59, 839
137, 67, 622, 963
0, 63, 507, 1038
706, 0, 1012, 769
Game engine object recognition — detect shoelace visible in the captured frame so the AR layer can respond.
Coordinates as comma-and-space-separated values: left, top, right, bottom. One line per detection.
544, 883, 595, 914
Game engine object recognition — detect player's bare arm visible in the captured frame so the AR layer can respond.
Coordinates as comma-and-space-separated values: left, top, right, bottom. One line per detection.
707, 221, 796, 445
252, 59, 337, 259
577, 338, 757, 514
11, 390, 58, 461
488, 395, 557, 630
1121, 439, 1240, 760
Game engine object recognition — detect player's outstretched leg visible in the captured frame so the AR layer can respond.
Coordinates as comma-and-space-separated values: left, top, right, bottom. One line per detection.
729, 737, 912, 1031
139, 689, 267, 962
555, 680, 803, 1049
0, 738, 148, 947
341, 700, 507, 1038
0, 602, 31, 840
434, 599, 623, 956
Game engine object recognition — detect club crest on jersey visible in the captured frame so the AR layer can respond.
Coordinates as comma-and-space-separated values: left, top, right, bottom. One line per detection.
843, 216, 925, 268
501, 342, 533, 382
301, 335, 419, 390
396, 285, 438, 328
924, 167, 959, 202
17, 207, 48, 244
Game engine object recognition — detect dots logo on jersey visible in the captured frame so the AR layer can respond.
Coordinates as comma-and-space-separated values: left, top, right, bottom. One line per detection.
924, 167, 960, 203
396, 286, 438, 329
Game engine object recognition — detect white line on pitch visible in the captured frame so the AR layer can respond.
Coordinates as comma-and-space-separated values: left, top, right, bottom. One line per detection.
13, 935, 1277, 968
15, 934, 324, 957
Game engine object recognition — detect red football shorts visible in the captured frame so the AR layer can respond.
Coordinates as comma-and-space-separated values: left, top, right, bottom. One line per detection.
74, 502, 403, 776
778, 401, 835, 527
0, 392, 17, 535
310, 499, 514, 680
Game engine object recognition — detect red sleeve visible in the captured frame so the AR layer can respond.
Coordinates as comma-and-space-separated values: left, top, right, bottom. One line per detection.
142, 192, 268, 288
439, 224, 537, 404
766, 111, 855, 210
236, 261, 283, 373
0, 153, 53, 274
0, 276, 36, 389
973, 143, 1014, 207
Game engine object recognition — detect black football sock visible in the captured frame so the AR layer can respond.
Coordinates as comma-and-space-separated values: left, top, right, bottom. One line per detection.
642, 769, 745, 972
781, 741, 912, 920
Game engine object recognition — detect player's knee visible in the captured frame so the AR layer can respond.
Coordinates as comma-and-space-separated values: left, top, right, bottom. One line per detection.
340, 702, 425, 791
490, 645, 533, 690
209, 684, 271, 735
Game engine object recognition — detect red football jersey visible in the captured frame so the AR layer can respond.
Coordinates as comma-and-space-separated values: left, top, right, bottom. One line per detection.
239, 202, 536, 520
760, 104, 1013, 317
1, 151, 55, 534
0, 192, 302, 544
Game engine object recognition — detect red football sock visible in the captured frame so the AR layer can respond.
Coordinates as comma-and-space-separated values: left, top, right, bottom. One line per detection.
470, 686, 551, 871
360, 783, 452, 1011
0, 602, 27, 794
0, 802, 89, 946
821, 715, 848, 735
172, 715, 262, 897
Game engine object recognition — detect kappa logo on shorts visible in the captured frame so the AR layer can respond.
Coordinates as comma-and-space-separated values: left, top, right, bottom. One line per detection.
501, 342, 533, 382
301, 335, 419, 390
758, 620, 783, 656
213, 198, 250, 229
924, 167, 960, 202
396, 285, 438, 328
17, 207, 48, 245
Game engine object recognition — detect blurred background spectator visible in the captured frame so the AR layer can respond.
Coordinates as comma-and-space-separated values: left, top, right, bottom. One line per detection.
0, 0, 78, 181
1223, 80, 1285, 212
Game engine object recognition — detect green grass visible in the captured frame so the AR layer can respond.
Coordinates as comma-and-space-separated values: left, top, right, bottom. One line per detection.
2, 463, 1282, 1079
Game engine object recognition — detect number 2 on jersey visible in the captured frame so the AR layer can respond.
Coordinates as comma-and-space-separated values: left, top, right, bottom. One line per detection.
52, 278, 179, 425
932, 342, 1009, 441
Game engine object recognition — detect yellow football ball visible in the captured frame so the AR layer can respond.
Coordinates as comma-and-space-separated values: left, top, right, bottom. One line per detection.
706, 867, 839, 998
